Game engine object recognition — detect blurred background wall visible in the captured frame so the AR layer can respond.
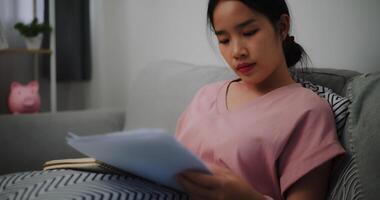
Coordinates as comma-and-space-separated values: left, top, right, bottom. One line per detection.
1, 0, 379, 114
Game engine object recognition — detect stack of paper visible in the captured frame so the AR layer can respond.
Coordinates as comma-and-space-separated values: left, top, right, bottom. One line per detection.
66, 128, 211, 190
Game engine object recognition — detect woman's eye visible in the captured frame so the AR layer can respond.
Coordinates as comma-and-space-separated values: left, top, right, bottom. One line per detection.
218, 39, 229, 44
243, 29, 258, 36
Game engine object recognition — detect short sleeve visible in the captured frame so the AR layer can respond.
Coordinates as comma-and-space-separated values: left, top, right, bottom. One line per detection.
278, 101, 346, 197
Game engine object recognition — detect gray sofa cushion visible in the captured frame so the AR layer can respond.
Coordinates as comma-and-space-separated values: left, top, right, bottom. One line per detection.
124, 60, 236, 134
124, 60, 359, 135
326, 72, 380, 200
0, 108, 125, 175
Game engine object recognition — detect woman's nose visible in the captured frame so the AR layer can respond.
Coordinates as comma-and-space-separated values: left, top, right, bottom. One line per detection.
232, 39, 248, 60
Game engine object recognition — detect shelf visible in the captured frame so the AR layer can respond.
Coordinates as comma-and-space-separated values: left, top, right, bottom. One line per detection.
0, 48, 52, 55
0, 47, 56, 113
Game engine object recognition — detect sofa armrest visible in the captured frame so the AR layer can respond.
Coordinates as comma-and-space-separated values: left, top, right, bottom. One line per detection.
0, 108, 125, 175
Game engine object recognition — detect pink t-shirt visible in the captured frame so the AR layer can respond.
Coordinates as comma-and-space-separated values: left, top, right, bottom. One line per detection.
175, 80, 346, 200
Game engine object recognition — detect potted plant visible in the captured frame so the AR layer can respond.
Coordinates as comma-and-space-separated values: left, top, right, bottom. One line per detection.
14, 18, 52, 49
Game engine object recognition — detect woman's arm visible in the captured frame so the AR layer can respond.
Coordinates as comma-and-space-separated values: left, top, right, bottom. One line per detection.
285, 161, 332, 200
177, 164, 268, 200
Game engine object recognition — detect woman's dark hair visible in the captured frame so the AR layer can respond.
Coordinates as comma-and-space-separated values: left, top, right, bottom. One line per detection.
207, 0, 307, 68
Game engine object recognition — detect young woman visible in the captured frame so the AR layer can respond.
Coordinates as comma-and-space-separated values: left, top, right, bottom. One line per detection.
175, 0, 346, 200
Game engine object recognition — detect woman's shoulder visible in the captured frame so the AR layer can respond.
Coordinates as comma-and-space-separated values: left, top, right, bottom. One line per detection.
288, 85, 333, 114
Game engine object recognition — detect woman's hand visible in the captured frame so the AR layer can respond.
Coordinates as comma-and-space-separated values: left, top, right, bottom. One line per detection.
176, 164, 266, 200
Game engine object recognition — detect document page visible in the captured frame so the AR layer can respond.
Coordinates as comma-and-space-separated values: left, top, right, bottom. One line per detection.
67, 128, 211, 190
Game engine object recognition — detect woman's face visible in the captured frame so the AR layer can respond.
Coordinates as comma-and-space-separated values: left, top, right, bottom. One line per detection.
213, 0, 288, 86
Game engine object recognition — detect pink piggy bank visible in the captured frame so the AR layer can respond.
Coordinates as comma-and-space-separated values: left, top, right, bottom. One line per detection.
8, 81, 41, 114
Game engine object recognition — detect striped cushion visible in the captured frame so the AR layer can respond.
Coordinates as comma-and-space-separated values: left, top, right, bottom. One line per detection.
0, 169, 189, 200
326, 155, 365, 200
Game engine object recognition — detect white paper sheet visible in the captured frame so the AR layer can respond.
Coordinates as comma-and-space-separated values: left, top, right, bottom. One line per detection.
67, 128, 211, 191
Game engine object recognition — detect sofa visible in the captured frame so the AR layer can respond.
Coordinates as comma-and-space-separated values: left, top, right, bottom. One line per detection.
0, 60, 379, 200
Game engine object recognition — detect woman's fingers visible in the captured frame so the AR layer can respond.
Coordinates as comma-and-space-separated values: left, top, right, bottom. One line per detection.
179, 171, 222, 189
177, 174, 214, 199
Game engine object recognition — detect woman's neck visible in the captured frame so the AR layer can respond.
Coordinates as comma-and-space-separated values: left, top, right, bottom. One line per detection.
238, 64, 296, 96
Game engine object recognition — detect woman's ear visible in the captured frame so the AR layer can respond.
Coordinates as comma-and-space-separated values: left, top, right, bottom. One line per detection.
277, 14, 290, 40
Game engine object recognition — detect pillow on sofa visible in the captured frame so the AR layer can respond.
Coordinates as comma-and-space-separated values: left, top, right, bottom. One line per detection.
0, 169, 188, 199
124, 60, 235, 134
294, 77, 350, 136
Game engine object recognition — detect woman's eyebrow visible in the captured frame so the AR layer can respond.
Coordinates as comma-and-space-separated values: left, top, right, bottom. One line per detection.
236, 19, 256, 29
215, 19, 256, 36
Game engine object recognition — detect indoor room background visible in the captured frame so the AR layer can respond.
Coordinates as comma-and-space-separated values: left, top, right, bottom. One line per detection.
0, 0, 379, 115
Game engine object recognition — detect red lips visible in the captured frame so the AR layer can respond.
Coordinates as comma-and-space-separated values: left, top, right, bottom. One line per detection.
236, 63, 255, 74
